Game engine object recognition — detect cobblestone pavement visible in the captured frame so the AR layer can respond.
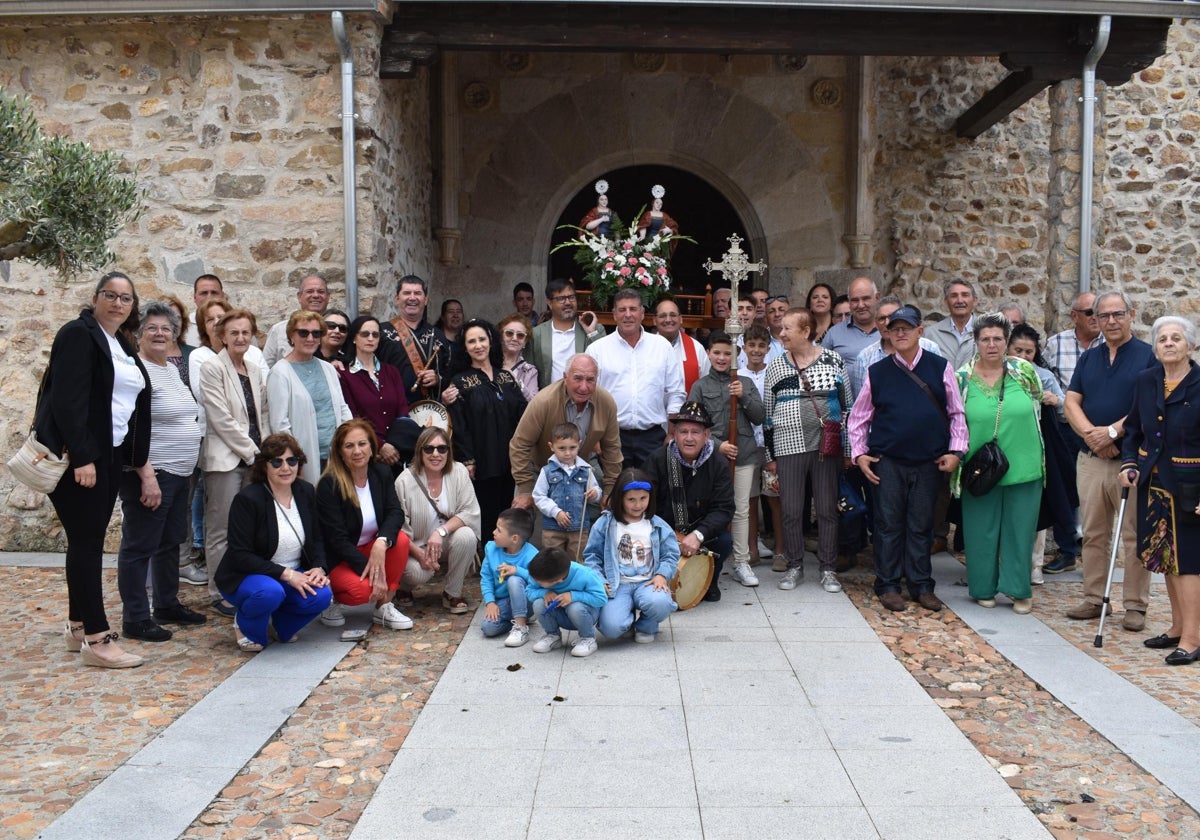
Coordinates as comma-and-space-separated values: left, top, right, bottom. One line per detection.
5, 561, 1199, 839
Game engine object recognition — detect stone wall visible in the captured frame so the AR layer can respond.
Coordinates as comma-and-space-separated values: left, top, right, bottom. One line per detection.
0, 13, 432, 550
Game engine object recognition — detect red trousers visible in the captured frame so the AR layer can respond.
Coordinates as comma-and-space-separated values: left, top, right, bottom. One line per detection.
328, 535, 410, 606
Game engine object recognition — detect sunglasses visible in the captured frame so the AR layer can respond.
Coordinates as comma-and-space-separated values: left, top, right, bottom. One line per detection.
422, 444, 450, 455
766, 296, 790, 304
325, 322, 348, 332
294, 329, 324, 339
357, 330, 381, 339
1072, 307, 1095, 317
268, 456, 300, 468
503, 329, 528, 340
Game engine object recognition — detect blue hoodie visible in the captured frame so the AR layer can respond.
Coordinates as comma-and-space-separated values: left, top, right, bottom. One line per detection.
583, 510, 680, 593
479, 540, 540, 605
512, 561, 608, 609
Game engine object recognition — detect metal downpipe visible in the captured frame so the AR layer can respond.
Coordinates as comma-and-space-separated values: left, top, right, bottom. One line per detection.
1079, 14, 1111, 295
332, 11, 359, 316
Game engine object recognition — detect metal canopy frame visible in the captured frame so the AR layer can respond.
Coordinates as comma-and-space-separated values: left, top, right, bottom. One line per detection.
409, 0, 1200, 16
0, 1, 390, 17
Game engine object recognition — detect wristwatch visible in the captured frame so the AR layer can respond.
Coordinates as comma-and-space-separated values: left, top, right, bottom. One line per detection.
376, 536, 393, 548
1107, 425, 1119, 440
437, 526, 449, 538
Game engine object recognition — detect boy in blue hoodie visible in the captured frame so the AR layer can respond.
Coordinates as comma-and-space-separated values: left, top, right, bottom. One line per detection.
480, 508, 540, 647
504, 547, 608, 658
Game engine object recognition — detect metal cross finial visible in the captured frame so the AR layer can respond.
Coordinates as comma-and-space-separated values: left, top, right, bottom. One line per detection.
703, 233, 767, 339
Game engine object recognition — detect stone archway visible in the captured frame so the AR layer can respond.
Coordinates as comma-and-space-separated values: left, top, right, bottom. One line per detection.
439, 70, 842, 307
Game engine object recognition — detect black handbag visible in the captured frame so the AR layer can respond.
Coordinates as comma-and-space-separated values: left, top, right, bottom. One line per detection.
962, 377, 1009, 497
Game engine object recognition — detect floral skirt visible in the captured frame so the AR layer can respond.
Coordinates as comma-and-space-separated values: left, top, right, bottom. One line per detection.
1138, 475, 1200, 576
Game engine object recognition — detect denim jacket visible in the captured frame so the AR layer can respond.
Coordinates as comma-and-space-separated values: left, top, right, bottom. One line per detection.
583, 510, 680, 592
533, 454, 599, 532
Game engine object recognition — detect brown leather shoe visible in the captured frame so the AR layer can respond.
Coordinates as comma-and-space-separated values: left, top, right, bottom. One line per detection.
879, 592, 907, 612
1066, 602, 1103, 620
931, 538, 948, 555
1122, 610, 1146, 632
916, 591, 944, 611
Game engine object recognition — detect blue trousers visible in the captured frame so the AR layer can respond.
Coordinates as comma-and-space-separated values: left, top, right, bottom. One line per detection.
598, 580, 677, 638
117, 470, 190, 623
533, 597, 599, 639
873, 456, 939, 598
223, 574, 332, 647
481, 576, 532, 637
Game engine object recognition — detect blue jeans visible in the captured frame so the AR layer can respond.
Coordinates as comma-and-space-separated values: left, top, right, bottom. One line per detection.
873, 456, 939, 598
222, 574, 332, 647
597, 580, 677, 638
117, 470, 190, 623
481, 577, 531, 637
533, 597, 599, 639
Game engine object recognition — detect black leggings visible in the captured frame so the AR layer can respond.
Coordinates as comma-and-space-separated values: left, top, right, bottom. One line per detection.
50, 449, 123, 634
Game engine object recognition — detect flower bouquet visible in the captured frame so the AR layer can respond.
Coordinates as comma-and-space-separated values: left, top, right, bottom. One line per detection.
552, 207, 692, 310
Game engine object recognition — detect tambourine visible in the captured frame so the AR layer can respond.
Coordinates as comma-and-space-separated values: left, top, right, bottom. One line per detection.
670, 549, 715, 611
408, 400, 451, 431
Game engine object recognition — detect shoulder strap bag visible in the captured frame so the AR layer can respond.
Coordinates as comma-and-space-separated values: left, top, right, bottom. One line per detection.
962, 377, 1009, 497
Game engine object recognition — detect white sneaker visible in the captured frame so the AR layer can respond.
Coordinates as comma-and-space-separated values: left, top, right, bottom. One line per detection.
778, 567, 803, 590
731, 563, 759, 587
373, 601, 414, 630
756, 538, 774, 558
820, 570, 843, 593
504, 624, 530, 647
319, 601, 345, 627
634, 631, 655, 644
532, 633, 563, 653
178, 562, 208, 586
571, 637, 598, 657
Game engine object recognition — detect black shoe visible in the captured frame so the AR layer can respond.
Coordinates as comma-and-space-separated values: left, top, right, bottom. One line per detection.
1165, 647, 1200, 666
154, 604, 208, 625
703, 585, 721, 602
122, 619, 173, 642
1043, 554, 1077, 574
211, 599, 236, 617
1144, 633, 1183, 649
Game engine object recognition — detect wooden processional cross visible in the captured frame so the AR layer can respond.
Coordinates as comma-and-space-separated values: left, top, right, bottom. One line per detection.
703, 233, 767, 475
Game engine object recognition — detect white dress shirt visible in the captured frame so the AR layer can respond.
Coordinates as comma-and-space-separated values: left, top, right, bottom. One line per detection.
587, 328, 686, 430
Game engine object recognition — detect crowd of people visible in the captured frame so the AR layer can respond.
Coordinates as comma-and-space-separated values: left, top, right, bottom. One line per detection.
35, 269, 1199, 669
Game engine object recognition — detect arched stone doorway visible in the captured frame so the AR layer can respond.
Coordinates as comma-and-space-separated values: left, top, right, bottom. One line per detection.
549, 163, 755, 295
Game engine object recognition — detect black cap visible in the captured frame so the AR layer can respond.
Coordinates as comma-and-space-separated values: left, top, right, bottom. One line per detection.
670, 401, 714, 428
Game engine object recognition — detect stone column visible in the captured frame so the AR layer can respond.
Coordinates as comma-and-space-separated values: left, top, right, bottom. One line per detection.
435, 53, 462, 266
842, 55, 872, 269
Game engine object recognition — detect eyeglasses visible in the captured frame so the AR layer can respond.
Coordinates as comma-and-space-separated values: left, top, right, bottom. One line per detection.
268, 456, 300, 468
550, 294, 577, 303
887, 325, 916, 335
766, 296, 790, 304
422, 444, 450, 455
97, 289, 134, 305
503, 329, 528, 340
357, 330, 380, 339
1072, 307, 1095, 317
325, 322, 348, 333
1097, 310, 1128, 321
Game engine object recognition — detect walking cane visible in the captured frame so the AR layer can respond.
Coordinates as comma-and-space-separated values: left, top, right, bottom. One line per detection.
1094, 481, 1133, 648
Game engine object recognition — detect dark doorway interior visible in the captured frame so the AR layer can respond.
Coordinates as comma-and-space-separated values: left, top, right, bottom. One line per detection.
549, 164, 754, 299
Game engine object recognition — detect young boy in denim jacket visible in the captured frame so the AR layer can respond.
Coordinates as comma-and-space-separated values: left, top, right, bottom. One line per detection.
532, 422, 601, 560
479, 508, 539, 647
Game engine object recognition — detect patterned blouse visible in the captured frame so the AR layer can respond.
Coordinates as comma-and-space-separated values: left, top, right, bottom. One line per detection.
763, 348, 853, 461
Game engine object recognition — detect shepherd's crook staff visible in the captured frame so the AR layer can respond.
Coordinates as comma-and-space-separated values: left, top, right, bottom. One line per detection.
704, 234, 767, 478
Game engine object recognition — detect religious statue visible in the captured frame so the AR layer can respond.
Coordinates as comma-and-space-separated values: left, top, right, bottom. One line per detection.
637, 184, 680, 256
581, 179, 613, 238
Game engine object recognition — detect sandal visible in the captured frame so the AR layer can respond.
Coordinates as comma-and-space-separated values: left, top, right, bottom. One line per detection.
64, 621, 85, 653
394, 589, 415, 608
442, 591, 469, 615
234, 623, 263, 652
80, 631, 143, 669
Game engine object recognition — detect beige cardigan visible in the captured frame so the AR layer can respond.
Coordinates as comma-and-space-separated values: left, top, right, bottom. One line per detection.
394, 463, 482, 547
199, 349, 270, 473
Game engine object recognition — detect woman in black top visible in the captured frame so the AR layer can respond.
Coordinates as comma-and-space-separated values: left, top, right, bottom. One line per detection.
446, 319, 528, 541
39, 271, 152, 669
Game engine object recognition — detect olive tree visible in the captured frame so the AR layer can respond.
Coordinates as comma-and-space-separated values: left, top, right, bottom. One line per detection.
0, 88, 143, 275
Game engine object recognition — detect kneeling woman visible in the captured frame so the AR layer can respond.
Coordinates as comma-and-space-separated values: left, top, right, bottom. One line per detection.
317, 420, 414, 631
215, 433, 332, 650
584, 468, 680, 643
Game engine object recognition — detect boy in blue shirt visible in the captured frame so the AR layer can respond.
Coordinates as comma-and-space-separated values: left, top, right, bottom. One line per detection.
504, 547, 608, 657
480, 508, 539, 647
532, 422, 601, 561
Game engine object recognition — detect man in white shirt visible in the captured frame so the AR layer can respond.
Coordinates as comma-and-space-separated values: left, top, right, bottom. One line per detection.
653, 295, 709, 394
182, 273, 224, 347
262, 274, 329, 367
587, 289, 686, 470
925, 278, 979, 370
528, 278, 605, 389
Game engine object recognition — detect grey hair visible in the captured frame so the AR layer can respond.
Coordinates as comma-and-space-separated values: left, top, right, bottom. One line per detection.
1150, 315, 1198, 351
138, 300, 182, 340
999, 302, 1025, 321
1095, 291, 1133, 313
943, 278, 977, 299
972, 311, 1011, 343
876, 295, 904, 314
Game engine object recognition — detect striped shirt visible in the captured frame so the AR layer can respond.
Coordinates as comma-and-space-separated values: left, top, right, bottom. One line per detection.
1044, 328, 1102, 392
144, 358, 202, 476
